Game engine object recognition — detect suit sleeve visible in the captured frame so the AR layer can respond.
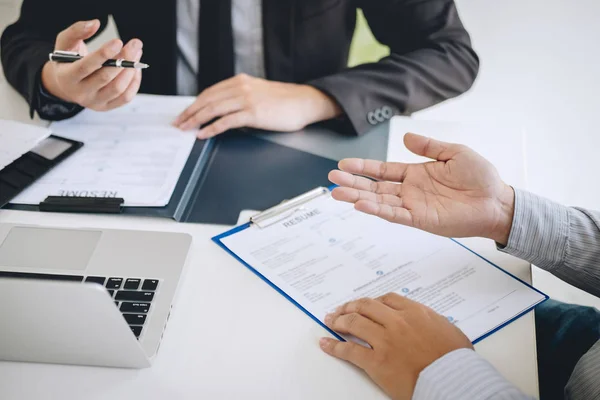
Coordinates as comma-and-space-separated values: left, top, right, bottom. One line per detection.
308, 0, 479, 135
0, 0, 110, 120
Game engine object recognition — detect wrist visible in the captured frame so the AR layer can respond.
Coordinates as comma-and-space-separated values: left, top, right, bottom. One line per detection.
41, 62, 70, 103
488, 184, 515, 246
296, 84, 342, 125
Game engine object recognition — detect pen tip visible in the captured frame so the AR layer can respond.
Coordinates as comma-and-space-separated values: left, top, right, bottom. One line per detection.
135, 62, 149, 69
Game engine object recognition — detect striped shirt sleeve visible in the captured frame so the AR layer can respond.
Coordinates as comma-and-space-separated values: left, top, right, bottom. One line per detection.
412, 349, 532, 400
500, 189, 600, 299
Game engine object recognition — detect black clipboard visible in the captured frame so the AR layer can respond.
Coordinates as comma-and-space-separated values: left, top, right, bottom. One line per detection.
5, 132, 339, 225
0, 135, 83, 208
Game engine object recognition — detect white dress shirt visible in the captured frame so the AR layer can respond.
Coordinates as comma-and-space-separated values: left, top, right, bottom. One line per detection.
176, 0, 266, 96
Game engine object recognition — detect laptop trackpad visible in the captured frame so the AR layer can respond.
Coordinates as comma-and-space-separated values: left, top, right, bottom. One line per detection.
0, 227, 101, 271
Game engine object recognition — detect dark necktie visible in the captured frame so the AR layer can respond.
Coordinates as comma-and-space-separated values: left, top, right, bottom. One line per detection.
197, 0, 235, 92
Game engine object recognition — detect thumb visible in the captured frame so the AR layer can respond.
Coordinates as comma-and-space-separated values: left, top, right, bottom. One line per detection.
403, 132, 459, 162
55, 19, 100, 50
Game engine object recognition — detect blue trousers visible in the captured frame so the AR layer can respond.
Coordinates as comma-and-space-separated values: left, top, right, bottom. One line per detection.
535, 299, 600, 400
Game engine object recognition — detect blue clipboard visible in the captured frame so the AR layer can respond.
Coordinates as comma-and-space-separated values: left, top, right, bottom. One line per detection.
212, 186, 549, 345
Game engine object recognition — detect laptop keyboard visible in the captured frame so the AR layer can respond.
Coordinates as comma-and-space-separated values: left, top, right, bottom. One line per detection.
0, 271, 159, 339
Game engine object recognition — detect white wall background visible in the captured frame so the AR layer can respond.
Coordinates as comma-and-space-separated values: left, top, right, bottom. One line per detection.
1, 0, 599, 310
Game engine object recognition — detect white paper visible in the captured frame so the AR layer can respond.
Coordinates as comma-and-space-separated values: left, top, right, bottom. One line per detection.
387, 117, 527, 189
220, 194, 546, 343
0, 120, 51, 170
11, 95, 197, 207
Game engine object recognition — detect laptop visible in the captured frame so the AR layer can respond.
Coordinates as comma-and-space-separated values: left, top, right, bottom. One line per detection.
0, 223, 191, 368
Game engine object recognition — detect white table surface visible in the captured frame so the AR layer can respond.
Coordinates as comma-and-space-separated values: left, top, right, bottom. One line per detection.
0, 80, 539, 399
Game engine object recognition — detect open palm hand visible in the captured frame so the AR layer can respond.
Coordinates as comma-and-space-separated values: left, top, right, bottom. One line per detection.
329, 133, 515, 243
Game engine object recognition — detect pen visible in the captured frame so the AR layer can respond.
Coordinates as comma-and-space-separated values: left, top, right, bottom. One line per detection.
49, 50, 149, 69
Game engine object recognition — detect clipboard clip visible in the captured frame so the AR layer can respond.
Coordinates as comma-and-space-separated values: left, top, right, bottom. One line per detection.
250, 187, 329, 229
39, 196, 124, 214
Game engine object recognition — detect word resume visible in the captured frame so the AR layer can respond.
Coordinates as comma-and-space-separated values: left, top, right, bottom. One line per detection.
218, 192, 546, 343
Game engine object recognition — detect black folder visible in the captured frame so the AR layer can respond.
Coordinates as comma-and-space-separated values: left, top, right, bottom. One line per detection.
6, 132, 339, 226
0, 135, 83, 209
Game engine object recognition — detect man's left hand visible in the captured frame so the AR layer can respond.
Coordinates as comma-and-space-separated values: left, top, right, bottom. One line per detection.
173, 74, 341, 139
320, 293, 473, 400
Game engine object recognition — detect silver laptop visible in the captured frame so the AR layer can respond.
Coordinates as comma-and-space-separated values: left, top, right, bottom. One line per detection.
0, 223, 191, 368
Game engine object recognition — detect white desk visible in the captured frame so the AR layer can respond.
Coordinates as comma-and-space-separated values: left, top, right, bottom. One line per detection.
0, 81, 539, 399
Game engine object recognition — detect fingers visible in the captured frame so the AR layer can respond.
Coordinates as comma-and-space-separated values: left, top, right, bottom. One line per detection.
331, 298, 398, 327
376, 292, 418, 311
173, 77, 241, 127
55, 19, 100, 50
329, 170, 401, 196
403, 133, 461, 162
331, 187, 403, 208
338, 158, 409, 183
354, 200, 413, 227
178, 96, 245, 131
94, 39, 143, 105
106, 69, 142, 109
325, 312, 384, 346
81, 38, 141, 90
319, 338, 372, 369
197, 111, 250, 139
69, 39, 123, 82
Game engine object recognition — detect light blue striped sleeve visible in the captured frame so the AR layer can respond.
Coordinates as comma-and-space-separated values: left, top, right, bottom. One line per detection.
565, 341, 600, 399
412, 349, 532, 400
500, 189, 600, 298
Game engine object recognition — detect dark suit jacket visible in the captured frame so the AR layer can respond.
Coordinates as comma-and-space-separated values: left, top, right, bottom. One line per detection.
1, 0, 479, 135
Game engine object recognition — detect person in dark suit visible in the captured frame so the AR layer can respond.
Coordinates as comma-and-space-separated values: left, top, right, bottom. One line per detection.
1, 0, 479, 138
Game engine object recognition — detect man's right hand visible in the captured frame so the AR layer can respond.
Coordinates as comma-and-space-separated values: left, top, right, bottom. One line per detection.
41, 20, 143, 111
329, 133, 516, 245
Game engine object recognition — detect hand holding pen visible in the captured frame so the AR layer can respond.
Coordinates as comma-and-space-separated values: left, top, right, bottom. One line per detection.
41, 19, 147, 112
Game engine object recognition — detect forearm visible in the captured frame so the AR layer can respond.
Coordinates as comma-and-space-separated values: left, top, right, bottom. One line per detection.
413, 349, 532, 400
499, 189, 600, 298
1, 25, 54, 117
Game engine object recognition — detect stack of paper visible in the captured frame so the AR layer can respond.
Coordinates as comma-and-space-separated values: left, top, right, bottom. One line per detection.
11, 95, 197, 207
0, 120, 50, 170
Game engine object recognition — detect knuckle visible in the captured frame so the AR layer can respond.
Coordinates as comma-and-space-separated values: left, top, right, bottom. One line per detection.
379, 293, 394, 304
237, 73, 249, 82
75, 63, 89, 77
378, 162, 388, 179
371, 349, 389, 369
100, 46, 114, 59
205, 103, 217, 116
246, 102, 258, 117
115, 78, 129, 94
123, 89, 136, 103
354, 298, 371, 314
55, 32, 67, 46
98, 70, 114, 85
240, 83, 252, 94
345, 313, 359, 328
106, 81, 125, 97
186, 115, 200, 128
212, 120, 226, 132
330, 341, 348, 358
